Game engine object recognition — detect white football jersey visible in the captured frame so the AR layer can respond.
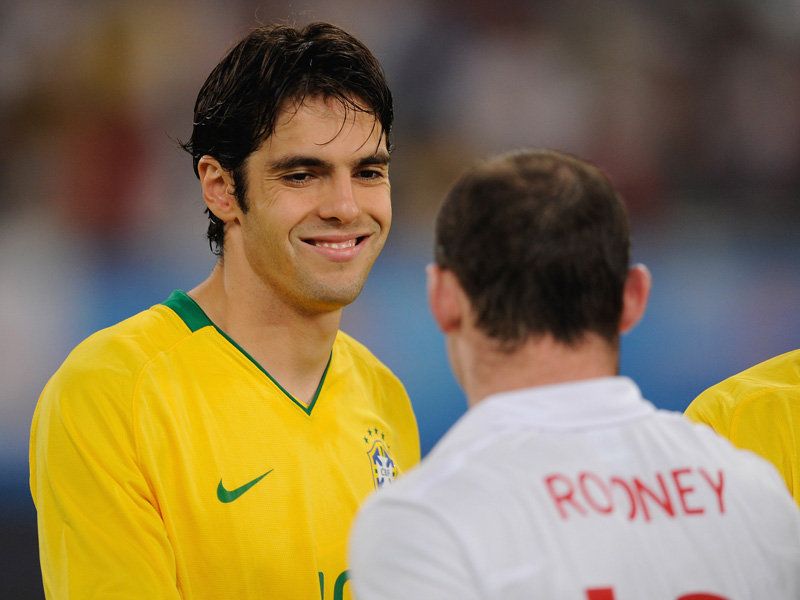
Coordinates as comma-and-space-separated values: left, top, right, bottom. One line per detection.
350, 377, 800, 599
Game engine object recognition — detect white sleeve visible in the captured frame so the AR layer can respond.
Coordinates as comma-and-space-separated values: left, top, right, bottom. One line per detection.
349, 496, 481, 600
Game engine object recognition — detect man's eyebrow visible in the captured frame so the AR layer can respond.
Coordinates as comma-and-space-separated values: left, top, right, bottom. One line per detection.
269, 152, 391, 171
269, 156, 333, 171
356, 152, 391, 167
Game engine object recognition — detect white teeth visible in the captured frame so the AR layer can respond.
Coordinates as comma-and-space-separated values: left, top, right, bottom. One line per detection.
315, 239, 356, 249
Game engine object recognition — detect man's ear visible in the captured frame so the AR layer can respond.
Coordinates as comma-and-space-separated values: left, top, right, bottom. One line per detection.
197, 156, 240, 222
426, 264, 465, 334
619, 264, 651, 334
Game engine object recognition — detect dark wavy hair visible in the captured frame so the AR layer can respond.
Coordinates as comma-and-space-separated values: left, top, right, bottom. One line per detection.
435, 149, 631, 351
181, 22, 394, 255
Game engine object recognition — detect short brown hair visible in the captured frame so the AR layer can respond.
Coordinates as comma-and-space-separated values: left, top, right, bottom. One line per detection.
435, 149, 630, 350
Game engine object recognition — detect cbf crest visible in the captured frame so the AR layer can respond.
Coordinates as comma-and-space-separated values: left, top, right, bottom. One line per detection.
364, 428, 397, 489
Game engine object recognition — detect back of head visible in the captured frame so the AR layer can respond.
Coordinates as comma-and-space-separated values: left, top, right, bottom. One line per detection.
434, 149, 630, 351
182, 22, 393, 254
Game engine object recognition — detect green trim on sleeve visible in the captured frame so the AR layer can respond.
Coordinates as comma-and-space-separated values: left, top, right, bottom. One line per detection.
161, 290, 330, 415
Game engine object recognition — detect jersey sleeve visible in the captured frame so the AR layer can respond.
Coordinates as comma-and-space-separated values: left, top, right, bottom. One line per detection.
349, 496, 479, 600
687, 386, 799, 504
382, 375, 421, 470
684, 389, 729, 435
726, 393, 799, 503
30, 357, 181, 599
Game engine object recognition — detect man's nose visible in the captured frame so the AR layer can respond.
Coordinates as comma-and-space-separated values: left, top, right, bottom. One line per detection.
319, 174, 359, 223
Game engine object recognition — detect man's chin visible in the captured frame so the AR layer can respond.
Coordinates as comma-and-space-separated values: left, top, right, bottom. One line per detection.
300, 281, 367, 314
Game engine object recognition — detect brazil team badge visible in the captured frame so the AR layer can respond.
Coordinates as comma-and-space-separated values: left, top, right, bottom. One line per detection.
364, 428, 397, 489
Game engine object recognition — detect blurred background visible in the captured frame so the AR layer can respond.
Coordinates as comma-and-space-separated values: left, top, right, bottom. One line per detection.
2, 0, 800, 596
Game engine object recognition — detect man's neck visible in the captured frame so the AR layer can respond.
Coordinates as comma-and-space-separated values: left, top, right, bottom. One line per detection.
457, 331, 619, 408
189, 263, 342, 406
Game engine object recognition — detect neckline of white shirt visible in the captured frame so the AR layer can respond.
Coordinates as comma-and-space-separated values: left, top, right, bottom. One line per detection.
471, 376, 656, 431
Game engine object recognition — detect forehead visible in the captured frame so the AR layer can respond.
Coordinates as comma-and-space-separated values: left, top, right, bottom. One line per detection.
265, 96, 386, 155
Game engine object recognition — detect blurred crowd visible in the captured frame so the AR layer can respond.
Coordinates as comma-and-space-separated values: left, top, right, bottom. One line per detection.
2, 0, 800, 490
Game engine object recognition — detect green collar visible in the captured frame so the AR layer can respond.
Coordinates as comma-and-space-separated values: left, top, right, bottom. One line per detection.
162, 290, 330, 415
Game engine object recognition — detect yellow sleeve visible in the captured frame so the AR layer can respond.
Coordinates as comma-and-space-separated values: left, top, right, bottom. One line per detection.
684, 388, 732, 436
686, 387, 799, 505
30, 353, 181, 599
727, 392, 799, 504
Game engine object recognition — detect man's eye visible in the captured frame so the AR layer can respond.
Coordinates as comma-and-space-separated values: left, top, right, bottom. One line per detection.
358, 169, 383, 180
285, 172, 312, 183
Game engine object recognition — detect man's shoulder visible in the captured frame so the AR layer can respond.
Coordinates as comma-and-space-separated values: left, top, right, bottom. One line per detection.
365, 408, 795, 531
45, 301, 191, 399
619, 408, 799, 520
376, 402, 785, 489
710, 349, 800, 397
73, 302, 188, 366
686, 349, 800, 428
334, 330, 402, 385
334, 329, 379, 358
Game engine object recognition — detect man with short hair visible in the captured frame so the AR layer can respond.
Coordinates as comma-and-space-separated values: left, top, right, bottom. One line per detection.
31, 23, 419, 599
349, 149, 800, 599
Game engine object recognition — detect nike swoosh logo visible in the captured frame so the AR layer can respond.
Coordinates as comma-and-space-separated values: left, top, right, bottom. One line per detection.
217, 469, 274, 503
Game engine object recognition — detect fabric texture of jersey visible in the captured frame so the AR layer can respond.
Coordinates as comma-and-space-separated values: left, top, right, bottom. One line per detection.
30, 290, 420, 600
685, 349, 800, 505
349, 377, 800, 599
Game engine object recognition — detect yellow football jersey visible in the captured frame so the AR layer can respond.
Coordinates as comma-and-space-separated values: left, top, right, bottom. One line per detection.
30, 290, 420, 599
685, 349, 800, 505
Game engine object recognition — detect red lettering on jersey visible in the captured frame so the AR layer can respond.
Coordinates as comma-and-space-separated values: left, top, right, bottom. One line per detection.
586, 588, 728, 600
633, 473, 674, 521
585, 588, 615, 600
698, 469, 725, 514
579, 472, 613, 514
546, 467, 725, 522
544, 473, 586, 519
671, 468, 704, 515
609, 476, 638, 520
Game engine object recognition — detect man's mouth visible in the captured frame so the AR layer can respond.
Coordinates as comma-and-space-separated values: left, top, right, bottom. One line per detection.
303, 235, 368, 248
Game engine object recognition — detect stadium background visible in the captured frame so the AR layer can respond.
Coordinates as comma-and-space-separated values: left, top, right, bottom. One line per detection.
2, 1, 799, 596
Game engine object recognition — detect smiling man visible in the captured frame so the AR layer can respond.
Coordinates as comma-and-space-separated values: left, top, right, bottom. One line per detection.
30, 23, 419, 600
